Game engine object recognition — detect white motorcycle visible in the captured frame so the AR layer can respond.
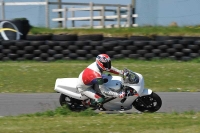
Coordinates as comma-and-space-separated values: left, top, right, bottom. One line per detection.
54, 69, 162, 112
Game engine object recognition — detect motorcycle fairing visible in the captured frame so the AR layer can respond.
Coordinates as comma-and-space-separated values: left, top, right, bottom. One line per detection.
54, 78, 87, 100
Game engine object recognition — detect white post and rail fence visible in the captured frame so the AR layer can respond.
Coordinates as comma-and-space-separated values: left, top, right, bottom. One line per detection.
0, 0, 138, 29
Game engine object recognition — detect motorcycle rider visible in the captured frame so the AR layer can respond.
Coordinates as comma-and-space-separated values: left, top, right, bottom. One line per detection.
77, 54, 126, 107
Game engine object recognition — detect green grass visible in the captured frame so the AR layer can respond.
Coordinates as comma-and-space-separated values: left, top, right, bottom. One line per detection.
0, 59, 200, 93
29, 26, 200, 37
0, 107, 200, 133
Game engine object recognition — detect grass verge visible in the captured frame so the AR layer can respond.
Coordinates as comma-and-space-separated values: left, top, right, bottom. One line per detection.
29, 26, 200, 37
0, 59, 200, 93
0, 106, 199, 133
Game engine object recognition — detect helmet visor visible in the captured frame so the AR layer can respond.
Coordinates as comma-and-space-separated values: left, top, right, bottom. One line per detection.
102, 60, 111, 69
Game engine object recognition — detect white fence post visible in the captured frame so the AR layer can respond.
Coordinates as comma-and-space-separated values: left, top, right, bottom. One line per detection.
101, 6, 105, 28
117, 5, 121, 28
63, 7, 67, 28
45, 0, 49, 28
90, 2, 93, 28
127, 4, 132, 27
1, 1, 5, 20
71, 7, 75, 27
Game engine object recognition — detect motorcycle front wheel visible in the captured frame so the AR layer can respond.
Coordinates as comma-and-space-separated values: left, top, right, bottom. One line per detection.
132, 92, 162, 112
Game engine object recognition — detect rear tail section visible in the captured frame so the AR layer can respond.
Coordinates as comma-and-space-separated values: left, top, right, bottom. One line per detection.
54, 78, 87, 100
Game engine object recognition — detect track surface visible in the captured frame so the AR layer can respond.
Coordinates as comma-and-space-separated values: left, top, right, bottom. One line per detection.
0, 92, 200, 116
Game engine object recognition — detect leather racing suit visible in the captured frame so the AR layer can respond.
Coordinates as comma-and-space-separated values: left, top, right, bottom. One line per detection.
77, 62, 124, 104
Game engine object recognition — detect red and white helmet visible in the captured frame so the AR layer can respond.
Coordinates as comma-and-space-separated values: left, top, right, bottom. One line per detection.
96, 54, 111, 71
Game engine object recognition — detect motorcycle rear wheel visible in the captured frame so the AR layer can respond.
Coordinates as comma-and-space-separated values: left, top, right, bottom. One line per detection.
59, 94, 86, 111
132, 92, 162, 112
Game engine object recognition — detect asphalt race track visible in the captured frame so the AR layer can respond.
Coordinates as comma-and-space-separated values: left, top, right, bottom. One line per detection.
0, 92, 200, 116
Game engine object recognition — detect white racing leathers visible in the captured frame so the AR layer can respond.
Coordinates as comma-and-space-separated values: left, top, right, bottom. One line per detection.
77, 62, 124, 103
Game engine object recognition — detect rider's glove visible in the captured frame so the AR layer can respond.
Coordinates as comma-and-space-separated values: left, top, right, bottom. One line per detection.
119, 91, 126, 98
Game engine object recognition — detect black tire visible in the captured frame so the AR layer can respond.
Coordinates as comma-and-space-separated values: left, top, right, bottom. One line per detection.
118, 40, 133, 46
155, 36, 182, 41
113, 46, 124, 51
59, 41, 74, 48
17, 50, 26, 55
181, 56, 192, 61
46, 41, 60, 48
158, 45, 168, 50
33, 57, 42, 61
90, 50, 100, 56
126, 45, 138, 51
26, 34, 52, 41
90, 41, 103, 47
190, 53, 199, 58
179, 40, 193, 45
68, 45, 78, 51
75, 41, 90, 47
2, 49, 11, 54
143, 45, 153, 50
77, 57, 87, 60
39, 45, 50, 51
8, 54, 18, 60
78, 34, 103, 41
83, 45, 93, 51
9, 45, 18, 51
113, 54, 124, 59
95, 45, 106, 52
76, 50, 87, 55
129, 36, 153, 41
24, 54, 34, 60
149, 41, 163, 48
167, 48, 176, 53
182, 49, 192, 54
24, 46, 34, 53
120, 50, 132, 55
62, 50, 70, 55
134, 41, 148, 47
132, 92, 162, 112
47, 57, 55, 61
48, 49, 57, 56
53, 46, 63, 51
102, 41, 118, 49
30, 41, 45, 48
144, 53, 154, 59
182, 36, 200, 41
59, 94, 85, 111
15, 41, 29, 50
173, 44, 184, 49
105, 51, 116, 57
164, 40, 178, 45
103, 37, 127, 41
40, 53, 49, 59
52, 34, 77, 41
69, 53, 78, 59
129, 54, 139, 59
33, 50, 42, 56
54, 54, 63, 60
174, 52, 184, 57
194, 40, 200, 46
2, 40, 15, 49
0, 53, 3, 60
160, 53, 169, 58
137, 50, 147, 55
86, 54, 94, 59
188, 45, 199, 50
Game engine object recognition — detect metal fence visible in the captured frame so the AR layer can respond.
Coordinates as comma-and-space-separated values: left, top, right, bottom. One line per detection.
0, 0, 138, 28
52, 2, 138, 29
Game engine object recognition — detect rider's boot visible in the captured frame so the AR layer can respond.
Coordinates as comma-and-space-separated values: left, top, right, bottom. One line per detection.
82, 97, 105, 108
90, 97, 105, 108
